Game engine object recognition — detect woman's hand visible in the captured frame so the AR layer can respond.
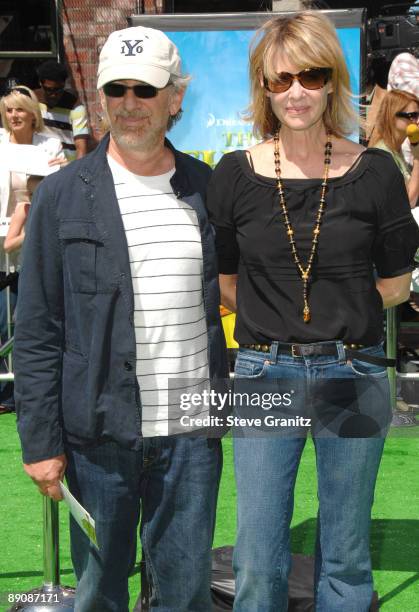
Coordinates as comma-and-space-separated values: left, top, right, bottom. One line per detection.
48, 154, 68, 169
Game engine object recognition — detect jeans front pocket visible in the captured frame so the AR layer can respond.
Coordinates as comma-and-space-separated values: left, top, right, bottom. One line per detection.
347, 345, 388, 379
234, 351, 269, 379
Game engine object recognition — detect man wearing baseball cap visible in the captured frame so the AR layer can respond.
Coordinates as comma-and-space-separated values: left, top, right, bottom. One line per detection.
14, 26, 228, 611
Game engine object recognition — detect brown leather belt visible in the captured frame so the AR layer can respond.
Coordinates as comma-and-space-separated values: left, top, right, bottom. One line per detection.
240, 342, 395, 367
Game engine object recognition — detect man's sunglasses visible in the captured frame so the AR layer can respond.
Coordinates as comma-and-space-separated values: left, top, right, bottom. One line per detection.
264, 67, 332, 94
103, 82, 164, 99
395, 111, 419, 121
41, 84, 64, 94
5, 86, 31, 98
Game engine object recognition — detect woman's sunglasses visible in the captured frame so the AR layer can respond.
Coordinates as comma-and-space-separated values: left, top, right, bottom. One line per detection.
264, 67, 332, 94
395, 111, 419, 121
103, 82, 164, 99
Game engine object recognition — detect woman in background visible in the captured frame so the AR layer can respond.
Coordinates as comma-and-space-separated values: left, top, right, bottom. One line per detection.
370, 89, 419, 422
0, 86, 64, 216
207, 12, 419, 611
0, 85, 63, 413
369, 89, 419, 208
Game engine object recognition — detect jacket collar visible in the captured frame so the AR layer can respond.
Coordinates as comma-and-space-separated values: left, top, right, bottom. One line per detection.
77, 132, 110, 185
77, 133, 191, 199
165, 137, 191, 198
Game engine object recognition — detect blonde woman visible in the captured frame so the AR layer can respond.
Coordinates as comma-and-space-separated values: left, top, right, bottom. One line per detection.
207, 12, 419, 611
0, 85, 64, 214
0, 85, 65, 249
0, 85, 64, 413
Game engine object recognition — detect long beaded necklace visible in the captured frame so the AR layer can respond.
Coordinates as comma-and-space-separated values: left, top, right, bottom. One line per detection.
273, 130, 332, 323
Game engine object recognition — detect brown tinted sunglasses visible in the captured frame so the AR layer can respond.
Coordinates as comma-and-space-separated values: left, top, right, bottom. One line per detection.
264, 67, 332, 93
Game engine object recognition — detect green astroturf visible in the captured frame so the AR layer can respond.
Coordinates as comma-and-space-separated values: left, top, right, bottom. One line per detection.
0, 414, 418, 611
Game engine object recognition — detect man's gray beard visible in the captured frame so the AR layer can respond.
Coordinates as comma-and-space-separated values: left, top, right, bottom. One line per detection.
107, 110, 169, 152
110, 125, 162, 151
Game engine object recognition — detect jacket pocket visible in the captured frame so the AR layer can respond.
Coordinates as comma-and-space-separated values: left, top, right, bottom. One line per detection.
59, 220, 116, 294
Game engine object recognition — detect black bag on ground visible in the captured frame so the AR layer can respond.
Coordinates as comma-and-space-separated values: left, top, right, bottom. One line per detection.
210, 546, 379, 612
134, 546, 379, 610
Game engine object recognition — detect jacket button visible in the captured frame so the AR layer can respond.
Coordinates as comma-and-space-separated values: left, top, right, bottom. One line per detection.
124, 361, 133, 371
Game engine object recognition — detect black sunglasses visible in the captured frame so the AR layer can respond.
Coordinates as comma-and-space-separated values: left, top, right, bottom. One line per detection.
264, 67, 332, 94
41, 84, 64, 94
395, 111, 419, 121
103, 82, 163, 99
5, 86, 31, 98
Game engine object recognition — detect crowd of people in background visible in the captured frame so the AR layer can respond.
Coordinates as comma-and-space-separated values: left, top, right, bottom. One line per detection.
0, 60, 91, 414
0, 82, 67, 414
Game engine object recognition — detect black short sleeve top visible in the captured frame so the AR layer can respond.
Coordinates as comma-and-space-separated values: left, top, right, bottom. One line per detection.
206, 148, 419, 345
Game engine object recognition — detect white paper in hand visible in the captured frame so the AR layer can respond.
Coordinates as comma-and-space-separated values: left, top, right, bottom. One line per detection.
59, 482, 99, 549
0, 143, 59, 176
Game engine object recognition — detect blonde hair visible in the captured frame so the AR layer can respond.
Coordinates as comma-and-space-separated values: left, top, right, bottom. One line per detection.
369, 89, 419, 151
0, 85, 44, 133
247, 11, 359, 140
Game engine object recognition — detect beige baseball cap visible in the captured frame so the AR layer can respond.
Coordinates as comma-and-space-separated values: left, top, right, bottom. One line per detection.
97, 26, 182, 90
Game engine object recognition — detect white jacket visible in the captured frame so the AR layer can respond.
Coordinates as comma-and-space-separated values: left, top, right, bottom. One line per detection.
0, 129, 63, 271
0, 129, 63, 219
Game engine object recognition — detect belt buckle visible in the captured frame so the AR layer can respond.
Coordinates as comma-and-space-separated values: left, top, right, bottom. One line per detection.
291, 344, 300, 358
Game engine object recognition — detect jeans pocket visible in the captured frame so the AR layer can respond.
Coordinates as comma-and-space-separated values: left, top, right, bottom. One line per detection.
234, 353, 269, 379
347, 345, 388, 378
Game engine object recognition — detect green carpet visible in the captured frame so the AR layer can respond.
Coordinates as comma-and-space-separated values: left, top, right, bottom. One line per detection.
0, 413, 418, 611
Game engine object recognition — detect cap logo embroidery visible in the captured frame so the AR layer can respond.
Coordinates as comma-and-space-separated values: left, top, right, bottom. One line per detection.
120, 40, 143, 56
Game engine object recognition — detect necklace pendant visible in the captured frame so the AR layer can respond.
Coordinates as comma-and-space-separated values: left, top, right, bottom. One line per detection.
274, 129, 332, 326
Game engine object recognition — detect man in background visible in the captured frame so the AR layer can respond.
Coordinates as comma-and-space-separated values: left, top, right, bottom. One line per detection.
35, 60, 89, 160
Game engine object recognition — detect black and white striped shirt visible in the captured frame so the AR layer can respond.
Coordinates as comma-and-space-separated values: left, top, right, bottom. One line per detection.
108, 156, 210, 436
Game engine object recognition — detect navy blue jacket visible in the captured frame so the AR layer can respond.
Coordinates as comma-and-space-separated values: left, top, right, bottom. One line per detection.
14, 135, 228, 463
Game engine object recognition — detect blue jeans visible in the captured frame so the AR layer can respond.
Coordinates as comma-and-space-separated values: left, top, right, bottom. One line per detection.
65, 436, 222, 612
232, 342, 391, 612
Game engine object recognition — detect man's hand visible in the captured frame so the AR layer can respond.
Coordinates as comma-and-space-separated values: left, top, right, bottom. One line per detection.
24, 455, 67, 501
